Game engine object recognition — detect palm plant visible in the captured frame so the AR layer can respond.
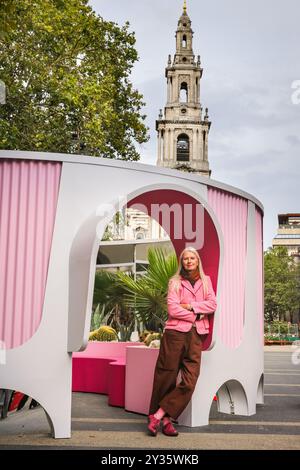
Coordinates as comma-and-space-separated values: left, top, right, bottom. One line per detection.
115, 248, 178, 332
92, 269, 135, 333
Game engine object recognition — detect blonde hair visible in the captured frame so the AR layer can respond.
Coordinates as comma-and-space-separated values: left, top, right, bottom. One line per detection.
169, 246, 208, 296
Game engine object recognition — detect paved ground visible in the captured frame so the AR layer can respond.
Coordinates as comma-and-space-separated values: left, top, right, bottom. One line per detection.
0, 346, 299, 450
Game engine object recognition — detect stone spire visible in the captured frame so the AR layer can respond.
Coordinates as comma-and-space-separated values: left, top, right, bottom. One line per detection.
156, 4, 212, 177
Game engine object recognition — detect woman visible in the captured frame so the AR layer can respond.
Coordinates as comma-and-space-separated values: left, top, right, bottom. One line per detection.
147, 246, 217, 437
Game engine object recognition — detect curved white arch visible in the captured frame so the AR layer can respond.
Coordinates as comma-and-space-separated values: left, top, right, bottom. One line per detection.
68, 181, 224, 352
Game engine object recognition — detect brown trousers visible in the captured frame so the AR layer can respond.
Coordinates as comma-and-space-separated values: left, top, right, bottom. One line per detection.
149, 327, 206, 419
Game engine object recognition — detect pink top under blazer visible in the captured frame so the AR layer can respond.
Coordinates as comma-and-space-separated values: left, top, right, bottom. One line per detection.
165, 275, 217, 335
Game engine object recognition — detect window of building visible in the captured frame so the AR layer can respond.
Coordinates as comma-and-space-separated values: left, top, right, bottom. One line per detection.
182, 35, 187, 48
177, 134, 189, 161
180, 82, 188, 102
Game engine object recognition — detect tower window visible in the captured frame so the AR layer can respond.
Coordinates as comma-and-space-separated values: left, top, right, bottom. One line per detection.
180, 82, 188, 103
177, 134, 189, 161
182, 35, 187, 48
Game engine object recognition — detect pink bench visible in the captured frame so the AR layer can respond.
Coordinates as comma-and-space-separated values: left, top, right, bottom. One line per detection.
72, 342, 142, 407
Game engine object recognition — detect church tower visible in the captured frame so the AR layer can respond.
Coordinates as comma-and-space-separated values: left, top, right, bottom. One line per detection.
156, 1, 211, 176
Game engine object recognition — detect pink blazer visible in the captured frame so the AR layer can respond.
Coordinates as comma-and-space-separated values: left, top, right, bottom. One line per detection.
165, 275, 217, 335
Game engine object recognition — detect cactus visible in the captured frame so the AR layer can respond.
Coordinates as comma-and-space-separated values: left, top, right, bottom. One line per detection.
89, 325, 118, 342
116, 318, 135, 342
144, 332, 161, 347
90, 304, 114, 331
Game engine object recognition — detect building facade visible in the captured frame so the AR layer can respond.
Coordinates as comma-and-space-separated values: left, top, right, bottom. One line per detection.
272, 213, 300, 263
156, 1, 211, 176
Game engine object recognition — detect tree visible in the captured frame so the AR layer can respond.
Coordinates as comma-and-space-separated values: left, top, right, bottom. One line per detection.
264, 246, 300, 323
0, 0, 149, 159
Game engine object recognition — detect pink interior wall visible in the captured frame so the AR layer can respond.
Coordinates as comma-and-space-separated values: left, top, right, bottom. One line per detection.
208, 188, 248, 349
128, 189, 220, 350
255, 208, 264, 342
0, 159, 61, 349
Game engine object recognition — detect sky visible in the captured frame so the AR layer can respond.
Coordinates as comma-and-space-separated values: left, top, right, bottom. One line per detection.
89, 0, 300, 249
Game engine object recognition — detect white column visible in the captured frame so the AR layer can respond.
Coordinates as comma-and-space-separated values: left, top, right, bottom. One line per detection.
167, 129, 172, 162
196, 130, 200, 162
199, 129, 203, 161
174, 75, 179, 102
164, 129, 169, 163
192, 128, 197, 162
170, 129, 174, 164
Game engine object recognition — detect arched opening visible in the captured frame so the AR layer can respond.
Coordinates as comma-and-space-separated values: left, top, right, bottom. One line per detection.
182, 34, 187, 48
69, 184, 221, 423
214, 380, 248, 416
69, 185, 220, 352
177, 134, 189, 161
0, 389, 40, 420
180, 82, 188, 102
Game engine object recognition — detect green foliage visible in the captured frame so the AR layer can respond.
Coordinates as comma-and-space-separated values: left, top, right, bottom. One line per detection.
115, 317, 135, 341
0, 0, 149, 159
115, 248, 178, 332
264, 247, 300, 323
89, 325, 118, 342
268, 321, 288, 335
264, 321, 299, 337
93, 269, 134, 317
90, 304, 113, 331
0, 1, 17, 39
92, 269, 136, 336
